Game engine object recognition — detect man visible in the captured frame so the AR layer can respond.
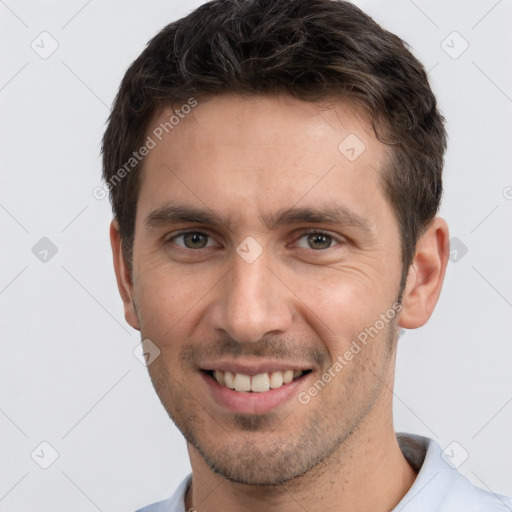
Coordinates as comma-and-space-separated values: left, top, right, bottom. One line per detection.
102, 0, 512, 510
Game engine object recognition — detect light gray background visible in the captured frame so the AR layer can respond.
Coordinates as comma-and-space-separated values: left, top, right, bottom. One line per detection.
1, 1, 511, 510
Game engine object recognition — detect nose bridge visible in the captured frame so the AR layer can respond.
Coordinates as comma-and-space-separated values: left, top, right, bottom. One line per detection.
214, 247, 292, 343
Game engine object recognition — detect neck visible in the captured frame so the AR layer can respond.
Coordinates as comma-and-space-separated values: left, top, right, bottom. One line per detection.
185, 410, 417, 512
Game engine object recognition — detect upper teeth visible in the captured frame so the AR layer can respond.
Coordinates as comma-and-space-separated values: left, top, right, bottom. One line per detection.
213, 370, 304, 392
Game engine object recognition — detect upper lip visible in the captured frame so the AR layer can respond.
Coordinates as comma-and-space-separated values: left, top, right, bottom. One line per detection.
200, 359, 312, 376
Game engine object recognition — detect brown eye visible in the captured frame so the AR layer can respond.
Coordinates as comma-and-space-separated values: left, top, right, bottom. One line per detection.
172, 232, 212, 249
184, 232, 208, 249
306, 233, 334, 250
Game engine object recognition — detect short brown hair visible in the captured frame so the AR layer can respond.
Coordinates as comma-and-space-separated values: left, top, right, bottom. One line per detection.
102, 0, 446, 279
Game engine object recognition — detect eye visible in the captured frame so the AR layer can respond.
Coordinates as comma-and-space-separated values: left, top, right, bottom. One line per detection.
169, 231, 216, 250
295, 231, 341, 250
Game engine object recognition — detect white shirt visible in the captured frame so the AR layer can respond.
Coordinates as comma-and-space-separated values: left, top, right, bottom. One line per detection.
136, 433, 512, 511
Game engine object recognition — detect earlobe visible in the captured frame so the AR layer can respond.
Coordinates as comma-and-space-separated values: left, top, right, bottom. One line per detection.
110, 220, 140, 331
398, 217, 449, 329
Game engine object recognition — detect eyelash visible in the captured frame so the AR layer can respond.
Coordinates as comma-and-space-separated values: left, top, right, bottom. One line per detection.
166, 229, 344, 251
295, 230, 344, 251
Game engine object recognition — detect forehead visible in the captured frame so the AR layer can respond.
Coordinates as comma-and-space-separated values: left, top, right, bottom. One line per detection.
137, 93, 392, 231
150, 93, 378, 160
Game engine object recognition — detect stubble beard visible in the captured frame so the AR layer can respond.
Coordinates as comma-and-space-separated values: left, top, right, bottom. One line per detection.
147, 319, 399, 487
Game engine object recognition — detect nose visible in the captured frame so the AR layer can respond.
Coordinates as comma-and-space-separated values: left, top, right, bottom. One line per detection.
208, 249, 293, 343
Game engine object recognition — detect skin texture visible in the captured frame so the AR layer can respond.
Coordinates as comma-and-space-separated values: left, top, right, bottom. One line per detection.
111, 94, 449, 512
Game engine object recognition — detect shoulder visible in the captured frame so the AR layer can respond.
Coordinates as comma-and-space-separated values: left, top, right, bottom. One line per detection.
134, 475, 191, 512
395, 433, 512, 512
440, 466, 512, 512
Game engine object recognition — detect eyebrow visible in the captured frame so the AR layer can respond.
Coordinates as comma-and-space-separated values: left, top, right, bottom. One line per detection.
262, 206, 372, 232
144, 203, 372, 232
145, 205, 225, 228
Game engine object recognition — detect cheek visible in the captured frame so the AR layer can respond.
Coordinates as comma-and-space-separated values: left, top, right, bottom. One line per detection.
292, 267, 397, 357
134, 262, 217, 342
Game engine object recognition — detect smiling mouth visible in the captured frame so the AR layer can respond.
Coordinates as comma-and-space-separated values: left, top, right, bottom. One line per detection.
203, 369, 312, 393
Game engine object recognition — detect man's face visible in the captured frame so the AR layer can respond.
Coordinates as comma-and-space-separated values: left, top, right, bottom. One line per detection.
126, 94, 405, 484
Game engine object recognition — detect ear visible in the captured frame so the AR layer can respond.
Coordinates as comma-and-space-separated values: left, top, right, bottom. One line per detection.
110, 220, 140, 330
398, 217, 449, 329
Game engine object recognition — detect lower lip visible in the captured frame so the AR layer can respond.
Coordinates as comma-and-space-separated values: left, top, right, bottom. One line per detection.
201, 372, 308, 414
